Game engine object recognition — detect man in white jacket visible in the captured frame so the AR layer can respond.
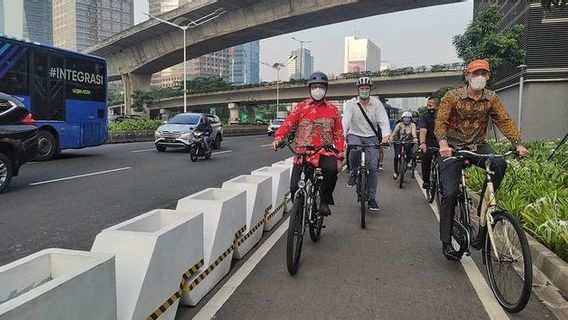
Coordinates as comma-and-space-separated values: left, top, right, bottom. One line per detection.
342, 77, 391, 211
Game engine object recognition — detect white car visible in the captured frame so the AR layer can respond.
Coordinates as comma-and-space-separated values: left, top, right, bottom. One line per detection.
267, 119, 285, 136
154, 113, 223, 152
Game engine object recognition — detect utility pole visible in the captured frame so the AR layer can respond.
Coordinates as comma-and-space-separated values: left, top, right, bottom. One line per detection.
261, 55, 297, 116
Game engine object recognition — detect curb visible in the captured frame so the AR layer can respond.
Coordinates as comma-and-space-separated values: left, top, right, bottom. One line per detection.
467, 190, 568, 314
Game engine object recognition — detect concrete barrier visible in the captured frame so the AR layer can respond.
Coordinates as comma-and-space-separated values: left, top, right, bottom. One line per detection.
176, 188, 247, 306
91, 209, 203, 320
251, 166, 291, 231
0, 249, 116, 320
271, 158, 294, 212
222, 175, 272, 259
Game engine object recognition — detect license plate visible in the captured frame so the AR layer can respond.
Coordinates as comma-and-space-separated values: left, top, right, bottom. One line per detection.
165, 138, 175, 142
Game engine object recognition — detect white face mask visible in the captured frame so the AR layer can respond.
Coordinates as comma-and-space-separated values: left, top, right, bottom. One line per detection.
469, 75, 487, 91
310, 88, 326, 101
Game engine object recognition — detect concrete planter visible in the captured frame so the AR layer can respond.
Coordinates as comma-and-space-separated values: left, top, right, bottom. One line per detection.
271, 158, 294, 212
91, 209, 203, 320
176, 188, 246, 306
222, 175, 272, 259
0, 249, 116, 320
251, 166, 291, 231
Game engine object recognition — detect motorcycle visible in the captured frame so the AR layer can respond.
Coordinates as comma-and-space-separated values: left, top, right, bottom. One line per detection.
189, 131, 212, 162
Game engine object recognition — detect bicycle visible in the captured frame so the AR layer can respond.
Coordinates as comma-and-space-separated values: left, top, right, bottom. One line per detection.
277, 140, 339, 275
348, 142, 386, 228
393, 141, 414, 189
446, 149, 532, 313
424, 147, 440, 204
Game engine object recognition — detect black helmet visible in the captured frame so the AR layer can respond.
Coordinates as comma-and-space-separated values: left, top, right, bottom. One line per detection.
307, 72, 328, 86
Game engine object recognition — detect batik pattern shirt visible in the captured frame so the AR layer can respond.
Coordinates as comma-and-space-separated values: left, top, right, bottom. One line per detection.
275, 98, 345, 166
435, 86, 521, 150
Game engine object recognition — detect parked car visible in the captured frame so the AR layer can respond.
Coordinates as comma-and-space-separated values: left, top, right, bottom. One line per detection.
0, 93, 39, 193
154, 113, 223, 152
267, 118, 285, 136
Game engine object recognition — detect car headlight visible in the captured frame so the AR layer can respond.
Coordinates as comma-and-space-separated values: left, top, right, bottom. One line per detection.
180, 132, 192, 140
155, 130, 162, 138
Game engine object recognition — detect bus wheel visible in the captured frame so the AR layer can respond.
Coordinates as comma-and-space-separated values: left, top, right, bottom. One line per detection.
36, 130, 58, 161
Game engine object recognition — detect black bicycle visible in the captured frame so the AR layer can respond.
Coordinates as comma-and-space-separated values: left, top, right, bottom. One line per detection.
277, 140, 339, 275
393, 141, 414, 189
425, 147, 440, 204
349, 143, 385, 228
447, 149, 532, 313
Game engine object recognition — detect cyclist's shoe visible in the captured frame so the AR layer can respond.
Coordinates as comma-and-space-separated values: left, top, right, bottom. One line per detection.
378, 163, 384, 171
442, 243, 460, 261
347, 175, 357, 187
320, 203, 331, 216
406, 163, 413, 170
392, 172, 398, 180
422, 182, 430, 189
368, 199, 379, 211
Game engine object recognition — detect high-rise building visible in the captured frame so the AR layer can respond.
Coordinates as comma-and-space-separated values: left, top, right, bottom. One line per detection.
149, 0, 189, 16
344, 36, 381, 73
230, 41, 260, 85
287, 48, 314, 80
53, 0, 134, 51
187, 49, 231, 81
0, 0, 53, 44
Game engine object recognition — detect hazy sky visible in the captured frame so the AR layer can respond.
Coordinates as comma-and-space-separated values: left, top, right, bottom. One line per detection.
134, 1, 473, 82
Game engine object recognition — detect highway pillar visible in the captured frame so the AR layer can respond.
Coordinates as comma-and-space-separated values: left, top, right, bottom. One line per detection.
121, 73, 152, 115
228, 102, 240, 124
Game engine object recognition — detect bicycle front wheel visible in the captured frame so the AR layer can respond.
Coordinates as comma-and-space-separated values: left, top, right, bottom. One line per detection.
286, 196, 305, 275
427, 164, 437, 203
398, 157, 405, 189
309, 189, 323, 242
484, 210, 532, 313
359, 172, 368, 229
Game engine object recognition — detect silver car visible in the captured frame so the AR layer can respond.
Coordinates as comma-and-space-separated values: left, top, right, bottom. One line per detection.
154, 113, 223, 152
267, 118, 285, 136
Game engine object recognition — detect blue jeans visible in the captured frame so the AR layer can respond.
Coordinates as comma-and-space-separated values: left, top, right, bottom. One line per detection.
348, 134, 379, 201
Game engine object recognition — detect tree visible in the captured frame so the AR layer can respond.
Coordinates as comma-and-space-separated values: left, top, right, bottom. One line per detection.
453, 5, 525, 71
131, 89, 155, 112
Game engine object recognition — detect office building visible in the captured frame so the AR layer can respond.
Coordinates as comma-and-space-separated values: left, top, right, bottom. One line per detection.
231, 41, 260, 85
0, 0, 53, 44
344, 36, 381, 73
287, 48, 314, 80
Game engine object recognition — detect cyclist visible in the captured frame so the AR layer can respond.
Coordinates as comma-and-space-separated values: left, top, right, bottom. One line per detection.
271, 71, 345, 216
419, 96, 441, 189
342, 76, 391, 211
435, 59, 528, 261
389, 111, 417, 180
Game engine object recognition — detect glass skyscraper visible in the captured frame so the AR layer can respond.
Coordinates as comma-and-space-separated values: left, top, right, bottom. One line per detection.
0, 0, 53, 45
231, 41, 260, 85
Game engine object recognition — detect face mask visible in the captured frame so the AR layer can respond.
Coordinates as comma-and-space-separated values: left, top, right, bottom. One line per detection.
359, 91, 370, 100
403, 118, 411, 125
427, 108, 435, 114
310, 88, 326, 101
469, 75, 487, 91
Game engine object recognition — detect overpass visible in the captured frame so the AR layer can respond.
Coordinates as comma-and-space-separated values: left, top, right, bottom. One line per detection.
86, 0, 461, 109
131, 71, 463, 119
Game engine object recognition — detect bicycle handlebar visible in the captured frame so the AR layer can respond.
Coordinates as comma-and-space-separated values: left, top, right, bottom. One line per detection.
444, 148, 517, 161
277, 139, 339, 157
348, 143, 389, 149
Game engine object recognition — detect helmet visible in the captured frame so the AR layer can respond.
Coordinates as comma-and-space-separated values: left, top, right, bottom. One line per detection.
402, 111, 412, 118
356, 76, 372, 87
307, 72, 328, 86
411, 111, 419, 118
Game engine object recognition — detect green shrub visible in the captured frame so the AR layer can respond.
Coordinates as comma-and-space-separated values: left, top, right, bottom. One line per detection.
108, 120, 162, 132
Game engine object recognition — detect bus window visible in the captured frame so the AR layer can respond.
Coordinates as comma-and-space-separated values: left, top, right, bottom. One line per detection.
65, 57, 106, 102
0, 48, 30, 96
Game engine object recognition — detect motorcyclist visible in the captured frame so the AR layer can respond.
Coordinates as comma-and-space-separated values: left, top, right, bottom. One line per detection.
194, 117, 213, 150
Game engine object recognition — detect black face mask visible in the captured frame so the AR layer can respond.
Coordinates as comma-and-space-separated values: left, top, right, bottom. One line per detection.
427, 109, 436, 114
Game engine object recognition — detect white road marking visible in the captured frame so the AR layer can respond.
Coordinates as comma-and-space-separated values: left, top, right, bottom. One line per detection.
261, 144, 272, 147
131, 148, 156, 153
193, 217, 290, 320
30, 167, 132, 186
414, 175, 510, 320
254, 137, 266, 140
222, 140, 232, 144
212, 150, 233, 155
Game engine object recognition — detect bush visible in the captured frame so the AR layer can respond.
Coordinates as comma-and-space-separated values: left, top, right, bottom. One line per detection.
108, 120, 163, 132
465, 139, 568, 261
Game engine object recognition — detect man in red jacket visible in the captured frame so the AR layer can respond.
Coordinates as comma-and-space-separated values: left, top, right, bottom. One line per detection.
271, 72, 345, 216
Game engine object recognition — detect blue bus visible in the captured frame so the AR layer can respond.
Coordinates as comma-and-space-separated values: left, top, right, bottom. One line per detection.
0, 35, 107, 160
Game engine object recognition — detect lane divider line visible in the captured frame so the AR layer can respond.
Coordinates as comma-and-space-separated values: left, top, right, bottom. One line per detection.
30, 167, 132, 186
131, 148, 156, 153
212, 150, 233, 155
414, 174, 510, 320
260, 144, 272, 147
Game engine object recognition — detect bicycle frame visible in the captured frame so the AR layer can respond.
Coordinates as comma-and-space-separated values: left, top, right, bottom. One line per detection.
294, 165, 322, 233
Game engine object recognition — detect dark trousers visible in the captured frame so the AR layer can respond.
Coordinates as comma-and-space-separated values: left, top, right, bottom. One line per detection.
393, 143, 414, 174
421, 148, 436, 183
438, 144, 507, 243
290, 155, 338, 205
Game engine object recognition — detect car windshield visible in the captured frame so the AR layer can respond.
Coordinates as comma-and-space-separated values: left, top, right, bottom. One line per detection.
168, 114, 200, 125
272, 119, 284, 125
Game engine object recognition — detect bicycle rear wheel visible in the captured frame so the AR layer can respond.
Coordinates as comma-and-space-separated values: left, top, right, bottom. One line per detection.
309, 188, 323, 242
426, 163, 437, 203
359, 172, 368, 229
484, 210, 532, 313
287, 196, 305, 275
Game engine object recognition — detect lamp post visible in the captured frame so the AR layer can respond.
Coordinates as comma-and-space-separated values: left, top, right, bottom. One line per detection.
261, 55, 297, 116
517, 64, 527, 131
144, 9, 225, 113
291, 37, 311, 79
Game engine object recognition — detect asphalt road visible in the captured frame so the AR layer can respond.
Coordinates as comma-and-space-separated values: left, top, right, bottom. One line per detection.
0, 137, 558, 319
0, 135, 285, 266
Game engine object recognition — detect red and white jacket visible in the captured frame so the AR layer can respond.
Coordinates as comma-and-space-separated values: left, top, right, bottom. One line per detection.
275, 98, 345, 166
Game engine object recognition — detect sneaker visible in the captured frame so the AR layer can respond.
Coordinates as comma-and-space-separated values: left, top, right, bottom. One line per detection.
320, 203, 331, 216
422, 182, 430, 189
392, 172, 398, 180
347, 175, 357, 187
368, 199, 379, 211
442, 243, 460, 261
378, 163, 384, 171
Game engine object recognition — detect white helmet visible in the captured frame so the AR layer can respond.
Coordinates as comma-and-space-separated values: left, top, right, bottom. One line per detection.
402, 111, 412, 118
356, 76, 372, 87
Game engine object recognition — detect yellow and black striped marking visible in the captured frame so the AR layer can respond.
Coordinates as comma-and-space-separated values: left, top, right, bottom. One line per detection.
146, 259, 204, 320
264, 192, 291, 223
235, 225, 247, 239
183, 244, 235, 293
236, 205, 272, 246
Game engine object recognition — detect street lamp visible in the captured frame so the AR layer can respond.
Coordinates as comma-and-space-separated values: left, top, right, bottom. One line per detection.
261, 55, 297, 116
291, 37, 312, 79
517, 64, 527, 131
144, 9, 225, 113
